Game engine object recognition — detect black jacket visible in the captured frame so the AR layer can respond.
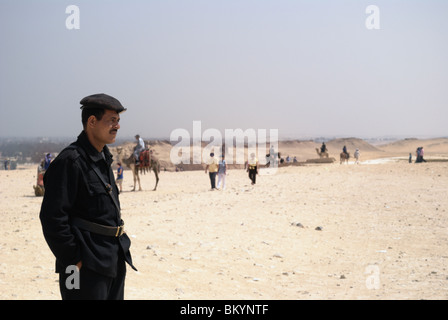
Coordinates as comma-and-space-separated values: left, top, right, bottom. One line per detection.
39, 131, 136, 277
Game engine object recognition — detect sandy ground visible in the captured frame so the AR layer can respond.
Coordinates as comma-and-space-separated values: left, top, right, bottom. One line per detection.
1, 155, 447, 300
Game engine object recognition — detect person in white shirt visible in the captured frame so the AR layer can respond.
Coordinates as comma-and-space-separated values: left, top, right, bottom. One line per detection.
133, 134, 145, 164
217, 155, 227, 190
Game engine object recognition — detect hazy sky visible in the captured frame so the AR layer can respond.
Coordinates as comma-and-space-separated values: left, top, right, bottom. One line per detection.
1, 0, 447, 140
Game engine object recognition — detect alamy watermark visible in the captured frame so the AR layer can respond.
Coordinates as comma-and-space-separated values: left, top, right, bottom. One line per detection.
365, 264, 381, 290
65, 5, 80, 30
65, 265, 80, 290
365, 5, 380, 30
170, 121, 279, 171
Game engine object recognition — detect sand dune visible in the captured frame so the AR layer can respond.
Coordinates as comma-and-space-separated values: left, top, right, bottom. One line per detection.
376, 138, 448, 157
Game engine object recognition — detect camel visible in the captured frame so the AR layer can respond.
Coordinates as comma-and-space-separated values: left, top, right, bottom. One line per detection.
315, 148, 329, 158
118, 147, 160, 191
340, 152, 350, 164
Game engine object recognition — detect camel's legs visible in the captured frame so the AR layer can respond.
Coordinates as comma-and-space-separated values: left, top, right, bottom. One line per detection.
152, 167, 159, 191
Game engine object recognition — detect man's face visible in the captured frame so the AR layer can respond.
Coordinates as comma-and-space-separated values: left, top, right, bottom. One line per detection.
91, 109, 121, 147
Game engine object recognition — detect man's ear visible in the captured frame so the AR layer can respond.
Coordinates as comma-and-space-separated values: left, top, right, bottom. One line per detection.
87, 115, 97, 128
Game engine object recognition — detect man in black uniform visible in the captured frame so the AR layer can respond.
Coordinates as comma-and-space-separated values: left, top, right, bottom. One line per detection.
40, 93, 136, 300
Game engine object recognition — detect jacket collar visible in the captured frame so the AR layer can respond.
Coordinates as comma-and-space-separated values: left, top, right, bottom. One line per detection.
76, 130, 114, 165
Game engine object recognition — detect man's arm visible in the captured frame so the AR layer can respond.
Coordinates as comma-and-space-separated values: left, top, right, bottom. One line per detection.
39, 154, 82, 268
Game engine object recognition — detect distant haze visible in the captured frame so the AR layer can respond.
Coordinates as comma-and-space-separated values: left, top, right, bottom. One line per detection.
1, 1, 447, 140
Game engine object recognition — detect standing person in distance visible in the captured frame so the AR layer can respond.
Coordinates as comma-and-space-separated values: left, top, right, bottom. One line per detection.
247, 152, 258, 185
217, 154, 227, 190
205, 152, 219, 190
116, 162, 123, 193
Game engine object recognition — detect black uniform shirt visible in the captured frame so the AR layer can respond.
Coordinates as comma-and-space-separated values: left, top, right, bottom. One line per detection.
39, 131, 135, 277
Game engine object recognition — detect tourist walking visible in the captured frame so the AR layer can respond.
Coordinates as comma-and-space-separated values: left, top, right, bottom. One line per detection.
217, 154, 227, 190
247, 153, 258, 185
205, 152, 219, 190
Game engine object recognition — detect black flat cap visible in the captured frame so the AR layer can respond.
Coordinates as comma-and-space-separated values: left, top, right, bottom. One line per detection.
80, 93, 127, 113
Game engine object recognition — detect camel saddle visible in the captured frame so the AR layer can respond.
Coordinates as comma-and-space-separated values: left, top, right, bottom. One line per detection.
139, 149, 151, 168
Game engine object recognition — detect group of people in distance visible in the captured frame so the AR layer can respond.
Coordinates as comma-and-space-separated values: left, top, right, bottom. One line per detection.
326, 142, 360, 164
204, 151, 259, 191
413, 147, 427, 163
203, 142, 370, 191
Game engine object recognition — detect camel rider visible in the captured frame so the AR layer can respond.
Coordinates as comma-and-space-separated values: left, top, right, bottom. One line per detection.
343, 145, 348, 157
321, 142, 327, 154
133, 134, 145, 164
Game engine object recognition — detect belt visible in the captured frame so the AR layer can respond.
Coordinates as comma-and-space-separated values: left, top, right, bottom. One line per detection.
71, 217, 126, 237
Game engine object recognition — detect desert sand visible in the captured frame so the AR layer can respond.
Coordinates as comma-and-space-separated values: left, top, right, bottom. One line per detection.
1, 138, 448, 300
